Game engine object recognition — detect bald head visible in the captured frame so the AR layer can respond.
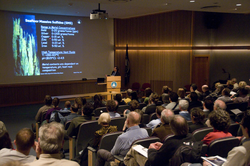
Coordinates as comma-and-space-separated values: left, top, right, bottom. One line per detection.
214, 100, 226, 110
127, 111, 141, 127
161, 109, 174, 124
170, 115, 188, 136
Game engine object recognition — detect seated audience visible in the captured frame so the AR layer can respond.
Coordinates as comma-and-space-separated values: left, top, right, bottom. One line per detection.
201, 85, 211, 101
124, 115, 196, 166
204, 109, 250, 166
190, 83, 201, 99
0, 128, 36, 165
60, 105, 81, 125
231, 78, 239, 90
45, 97, 62, 123
142, 93, 159, 115
114, 94, 126, 106
67, 103, 95, 137
189, 107, 207, 133
217, 88, 232, 103
35, 95, 53, 123
178, 100, 191, 121
202, 97, 214, 118
96, 112, 148, 166
74, 97, 84, 115
146, 106, 165, 130
93, 94, 105, 110
123, 109, 146, 131
207, 84, 224, 100
123, 89, 132, 104
123, 100, 140, 116
59, 100, 71, 113
233, 87, 250, 106
165, 92, 179, 110
159, 86, 172, 103
106, 100, 121, 118
0, 121, 13, 150
151, 109, 174, 142
161, 93, 170, 107
130, 91, 139, 103
202, 109, 232, 145
26, 122, 79, 166
188, 92, 203, 112
177, 88, 186, 100
143, 87, 153, 105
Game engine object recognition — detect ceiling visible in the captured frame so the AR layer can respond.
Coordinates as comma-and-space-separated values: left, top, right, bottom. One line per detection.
0, 0, 249, 18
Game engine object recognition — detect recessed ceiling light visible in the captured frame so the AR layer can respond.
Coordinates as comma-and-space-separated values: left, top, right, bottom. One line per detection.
190, 0, 195, 2
234, 8, 238, 10
236, 3, 242, 7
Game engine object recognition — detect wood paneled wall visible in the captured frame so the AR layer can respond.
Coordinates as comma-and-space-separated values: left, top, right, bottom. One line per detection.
0, 80, 106, 107
114, 11, 193, 92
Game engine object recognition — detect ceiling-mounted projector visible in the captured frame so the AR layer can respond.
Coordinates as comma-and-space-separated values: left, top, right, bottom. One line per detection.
90, 3, 108, 20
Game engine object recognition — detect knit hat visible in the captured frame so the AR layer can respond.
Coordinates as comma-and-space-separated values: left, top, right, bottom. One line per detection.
0, 121, 7, 137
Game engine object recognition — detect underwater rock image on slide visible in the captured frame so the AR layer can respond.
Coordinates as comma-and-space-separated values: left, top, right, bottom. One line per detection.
12, 14, 40, 76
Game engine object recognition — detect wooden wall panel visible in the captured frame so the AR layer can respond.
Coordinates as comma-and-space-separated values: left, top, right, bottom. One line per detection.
0, 80, 106, 107
114, 11, 192, 92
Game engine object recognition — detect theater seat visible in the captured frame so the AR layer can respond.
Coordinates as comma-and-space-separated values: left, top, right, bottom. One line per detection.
192, 127, 213, 141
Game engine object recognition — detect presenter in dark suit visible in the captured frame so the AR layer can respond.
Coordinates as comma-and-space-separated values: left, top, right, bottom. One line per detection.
111, 66, 120, 76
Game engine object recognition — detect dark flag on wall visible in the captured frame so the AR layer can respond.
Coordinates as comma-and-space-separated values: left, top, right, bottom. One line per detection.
125, 44, 130, 85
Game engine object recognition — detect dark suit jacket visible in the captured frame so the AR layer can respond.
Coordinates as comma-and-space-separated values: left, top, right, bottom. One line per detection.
111, 71, 120, 76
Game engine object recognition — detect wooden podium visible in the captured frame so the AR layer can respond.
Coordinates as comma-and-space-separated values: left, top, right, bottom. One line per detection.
106, 76, 121, 100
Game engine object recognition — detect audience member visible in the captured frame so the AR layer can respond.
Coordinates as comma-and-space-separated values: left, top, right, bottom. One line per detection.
217, 88, 232, 103
67, 102, 95, 137
45, 97, 61, 123
26, 122, 79, 166
143, 87, 153, 104
159, 86, 172, 103
124, 115, 195, 166
60, 105, 81, 125
59, 100, 71, 113
203, 97, 214, 118
130, 91, 139, 103
233, 87, 250, 106
74, 97, 84, 115
0, 128, 36, 165
106, 100, 121, 118
188, 92, 202, 112
202, 109, 232, 145
96, 112, 148, 166
35, 95, 53, 123
203, 109, 250, 166
177, 88, 186, 100
93, 94, 105, 110
190, 83, 201, 99
151, 109, 174, 142
165, 92, 179, 110
123, 89, 132, 104
123, 109, 145, 131
0, 121, 13, 150
146, 106, 165, 130
178, 99, 191, 121
231, 78, 239, 90
201, 85, 211, 101
161, 93, 170, 107
207, 84, 224, 100
114, 94, 126, 105
189, 108, 207, 133
142, 93, 159, 114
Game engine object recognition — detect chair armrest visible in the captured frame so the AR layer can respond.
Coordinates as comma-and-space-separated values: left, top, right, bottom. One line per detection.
201, 144, 208, 156
87, 146, 97, 152
69, 136, 76, 160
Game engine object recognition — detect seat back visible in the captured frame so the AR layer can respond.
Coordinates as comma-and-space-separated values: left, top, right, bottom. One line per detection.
226, 102, 248, 112
192, 127, 213, 141
145, 104, 156, 115
139, 103, 147, 109
143, 127, 152, 136
76, 120, 100, 155
65, 121, 71, 130
93, 107, 107, 116
116, 105, 130, 115
141, 83, 151, 91
99, 131, 123, 151
131, 136, 160, 148
131, 82, 140, 92
142, 114, 150, 124
109, 117, 126, 131
207, 136, 240, 158
228, 123, 240, 136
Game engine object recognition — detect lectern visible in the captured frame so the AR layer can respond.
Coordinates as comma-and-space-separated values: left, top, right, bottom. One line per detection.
106, 76, 121, 100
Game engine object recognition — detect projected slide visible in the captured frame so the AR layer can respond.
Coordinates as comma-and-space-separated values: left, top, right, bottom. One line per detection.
0, 10, 113, 84
12, 13, 82, 76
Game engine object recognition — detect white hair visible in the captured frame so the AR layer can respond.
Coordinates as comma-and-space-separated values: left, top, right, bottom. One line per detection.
179, 100, 189, 110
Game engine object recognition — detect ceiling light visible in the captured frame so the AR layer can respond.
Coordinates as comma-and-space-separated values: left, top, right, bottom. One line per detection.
236, 3, 242, 7
190, 0, 195, 3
